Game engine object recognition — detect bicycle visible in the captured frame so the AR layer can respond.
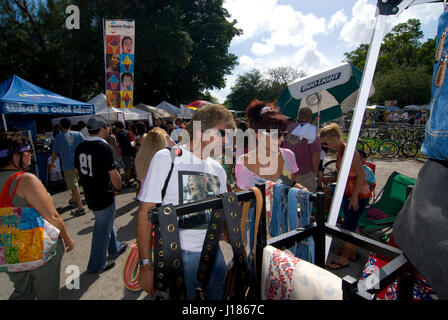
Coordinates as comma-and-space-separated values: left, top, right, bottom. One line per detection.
401, 134, 425, 157
356, 136, 400, 159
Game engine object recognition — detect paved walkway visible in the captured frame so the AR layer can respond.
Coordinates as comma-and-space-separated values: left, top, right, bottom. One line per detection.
0, 158, 424, 300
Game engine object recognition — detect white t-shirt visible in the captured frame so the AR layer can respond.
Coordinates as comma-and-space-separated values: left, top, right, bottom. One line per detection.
291, 122, 317, 144
138, 146, 227, 252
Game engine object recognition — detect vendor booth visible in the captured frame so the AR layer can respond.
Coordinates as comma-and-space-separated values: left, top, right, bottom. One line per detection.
155, 101, 181, 117
51, 93, 150, 126
0, 75, 94, 185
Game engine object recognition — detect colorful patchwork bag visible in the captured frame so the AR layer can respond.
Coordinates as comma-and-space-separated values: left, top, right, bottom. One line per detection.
0, 172, 60, 272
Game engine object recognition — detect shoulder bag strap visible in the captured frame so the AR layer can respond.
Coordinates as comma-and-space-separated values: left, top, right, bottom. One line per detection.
0, 172, 26, 207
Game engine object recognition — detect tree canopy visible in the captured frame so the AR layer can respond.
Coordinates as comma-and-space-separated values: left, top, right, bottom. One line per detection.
344, 19, 435, 107
0, 0, 240, 105
226, 66, 307, 111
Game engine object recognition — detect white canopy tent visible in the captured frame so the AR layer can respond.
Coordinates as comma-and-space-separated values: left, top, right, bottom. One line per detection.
155, 101, 181, 117
51, 93, 149, 126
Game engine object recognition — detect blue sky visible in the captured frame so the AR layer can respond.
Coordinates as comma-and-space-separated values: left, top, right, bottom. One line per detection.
211, 0, 444, 103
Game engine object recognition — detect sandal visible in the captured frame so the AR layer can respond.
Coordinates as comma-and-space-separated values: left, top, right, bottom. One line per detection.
332, 249, 361, 262
327, 260, 349, 270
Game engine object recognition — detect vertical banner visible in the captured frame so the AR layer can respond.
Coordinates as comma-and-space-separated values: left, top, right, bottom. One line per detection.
104, 19, 135, 108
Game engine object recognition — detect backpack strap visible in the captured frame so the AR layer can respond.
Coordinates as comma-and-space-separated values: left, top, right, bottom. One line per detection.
160, 147, 183, 203
0, 172, 26, 207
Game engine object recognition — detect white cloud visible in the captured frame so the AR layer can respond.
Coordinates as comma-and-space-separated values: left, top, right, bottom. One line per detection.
251, 42, 276, 56
340, 0, 443, 48
328, 9, 347, 32
292, 47, 332, 74
223, 0, 278, 43
239, 55, 255, 71
225, 0, 326, 55
395, 2, 443, 26
339, 0, 376, 47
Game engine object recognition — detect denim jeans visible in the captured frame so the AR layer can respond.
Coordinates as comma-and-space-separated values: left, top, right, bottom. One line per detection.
291, 188, 315, 263
271, 184, 302, 256
182, 248, 227, 300
270, 184, 293, 236
87, 201, 123, 272
421, 10, 448, 161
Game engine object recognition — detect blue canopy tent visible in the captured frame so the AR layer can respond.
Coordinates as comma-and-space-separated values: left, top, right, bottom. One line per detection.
0, 75, 94, 184
0, 75, 94, 124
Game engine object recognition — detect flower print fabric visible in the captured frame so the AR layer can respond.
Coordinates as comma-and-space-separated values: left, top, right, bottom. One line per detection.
261, 245, 342, 300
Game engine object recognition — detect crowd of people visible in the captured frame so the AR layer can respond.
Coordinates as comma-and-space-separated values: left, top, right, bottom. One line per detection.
363, 109, 429, 127
2, 97, 445, 300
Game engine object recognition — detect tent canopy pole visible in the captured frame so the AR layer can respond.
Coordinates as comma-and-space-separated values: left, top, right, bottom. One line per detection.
324, 0, 443, 262
2, 114, 7, 131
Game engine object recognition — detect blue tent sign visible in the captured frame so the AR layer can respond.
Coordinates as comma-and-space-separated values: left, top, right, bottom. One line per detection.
2, 102, 93, 114
0, 75, 94, 115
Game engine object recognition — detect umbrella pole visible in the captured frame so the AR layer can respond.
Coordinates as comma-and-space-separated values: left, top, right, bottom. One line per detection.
316, 93, 321, 129
324, 12, 388, 263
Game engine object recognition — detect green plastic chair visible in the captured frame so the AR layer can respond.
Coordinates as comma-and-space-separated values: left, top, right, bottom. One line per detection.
357, 171, 416, 231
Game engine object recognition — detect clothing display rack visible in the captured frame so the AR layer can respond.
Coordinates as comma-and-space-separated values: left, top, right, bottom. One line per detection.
263, 190, 415, 300
149, 182, 267, 300
149, 181, 415, 300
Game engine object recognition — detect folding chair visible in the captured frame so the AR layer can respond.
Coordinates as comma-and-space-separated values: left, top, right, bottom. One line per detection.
358, 171, 416, 235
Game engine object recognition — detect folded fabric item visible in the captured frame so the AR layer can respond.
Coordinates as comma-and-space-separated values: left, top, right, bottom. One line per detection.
261, 245, 342, 300
367, 207, 391, 220
360, 251, 439, 300
290, 123, 317, 144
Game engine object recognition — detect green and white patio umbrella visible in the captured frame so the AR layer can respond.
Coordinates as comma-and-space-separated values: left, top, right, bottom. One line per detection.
278, 62, 374, 127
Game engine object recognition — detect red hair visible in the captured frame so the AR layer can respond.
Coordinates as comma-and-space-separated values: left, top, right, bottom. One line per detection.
245, 99, 287, 131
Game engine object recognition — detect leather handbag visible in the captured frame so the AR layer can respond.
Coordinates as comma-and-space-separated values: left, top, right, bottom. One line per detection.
0, 172, 60, 273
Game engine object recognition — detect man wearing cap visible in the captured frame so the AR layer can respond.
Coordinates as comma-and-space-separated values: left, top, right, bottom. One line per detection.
75, 116, 127, 273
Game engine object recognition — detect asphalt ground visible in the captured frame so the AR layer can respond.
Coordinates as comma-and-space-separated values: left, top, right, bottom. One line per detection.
0, 158, 424, 300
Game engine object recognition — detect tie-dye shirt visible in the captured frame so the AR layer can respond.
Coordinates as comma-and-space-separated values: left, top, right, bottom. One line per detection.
235, 148, 299, 189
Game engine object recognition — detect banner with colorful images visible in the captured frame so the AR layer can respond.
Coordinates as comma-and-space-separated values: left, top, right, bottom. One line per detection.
104, 19, 135, 108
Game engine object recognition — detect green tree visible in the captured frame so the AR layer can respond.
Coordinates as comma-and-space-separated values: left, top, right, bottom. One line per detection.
0, 0, 240, 105
265, 66, 307, 101
343, 18, 435, 107
226, 66, 307, 111
226, 69, 269, 111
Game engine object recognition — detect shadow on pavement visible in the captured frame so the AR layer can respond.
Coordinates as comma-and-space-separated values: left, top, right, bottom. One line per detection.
116, 211, 137, 242
61, 271, 100, 300
116, 201, 139, 217
121, 288, 153, 300
78, 226, 94, 235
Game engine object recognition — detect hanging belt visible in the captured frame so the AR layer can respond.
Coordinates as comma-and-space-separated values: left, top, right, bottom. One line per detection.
153, 204, 187, 300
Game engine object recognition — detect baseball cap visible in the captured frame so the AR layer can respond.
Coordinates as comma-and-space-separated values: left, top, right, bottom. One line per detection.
87, 116, 107, 130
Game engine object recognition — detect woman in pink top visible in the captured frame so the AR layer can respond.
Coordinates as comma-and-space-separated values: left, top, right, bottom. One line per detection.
235, 99, 305, 191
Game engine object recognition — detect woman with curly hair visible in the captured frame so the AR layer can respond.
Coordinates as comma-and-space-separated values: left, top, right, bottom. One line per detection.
235, 99, 305, 190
